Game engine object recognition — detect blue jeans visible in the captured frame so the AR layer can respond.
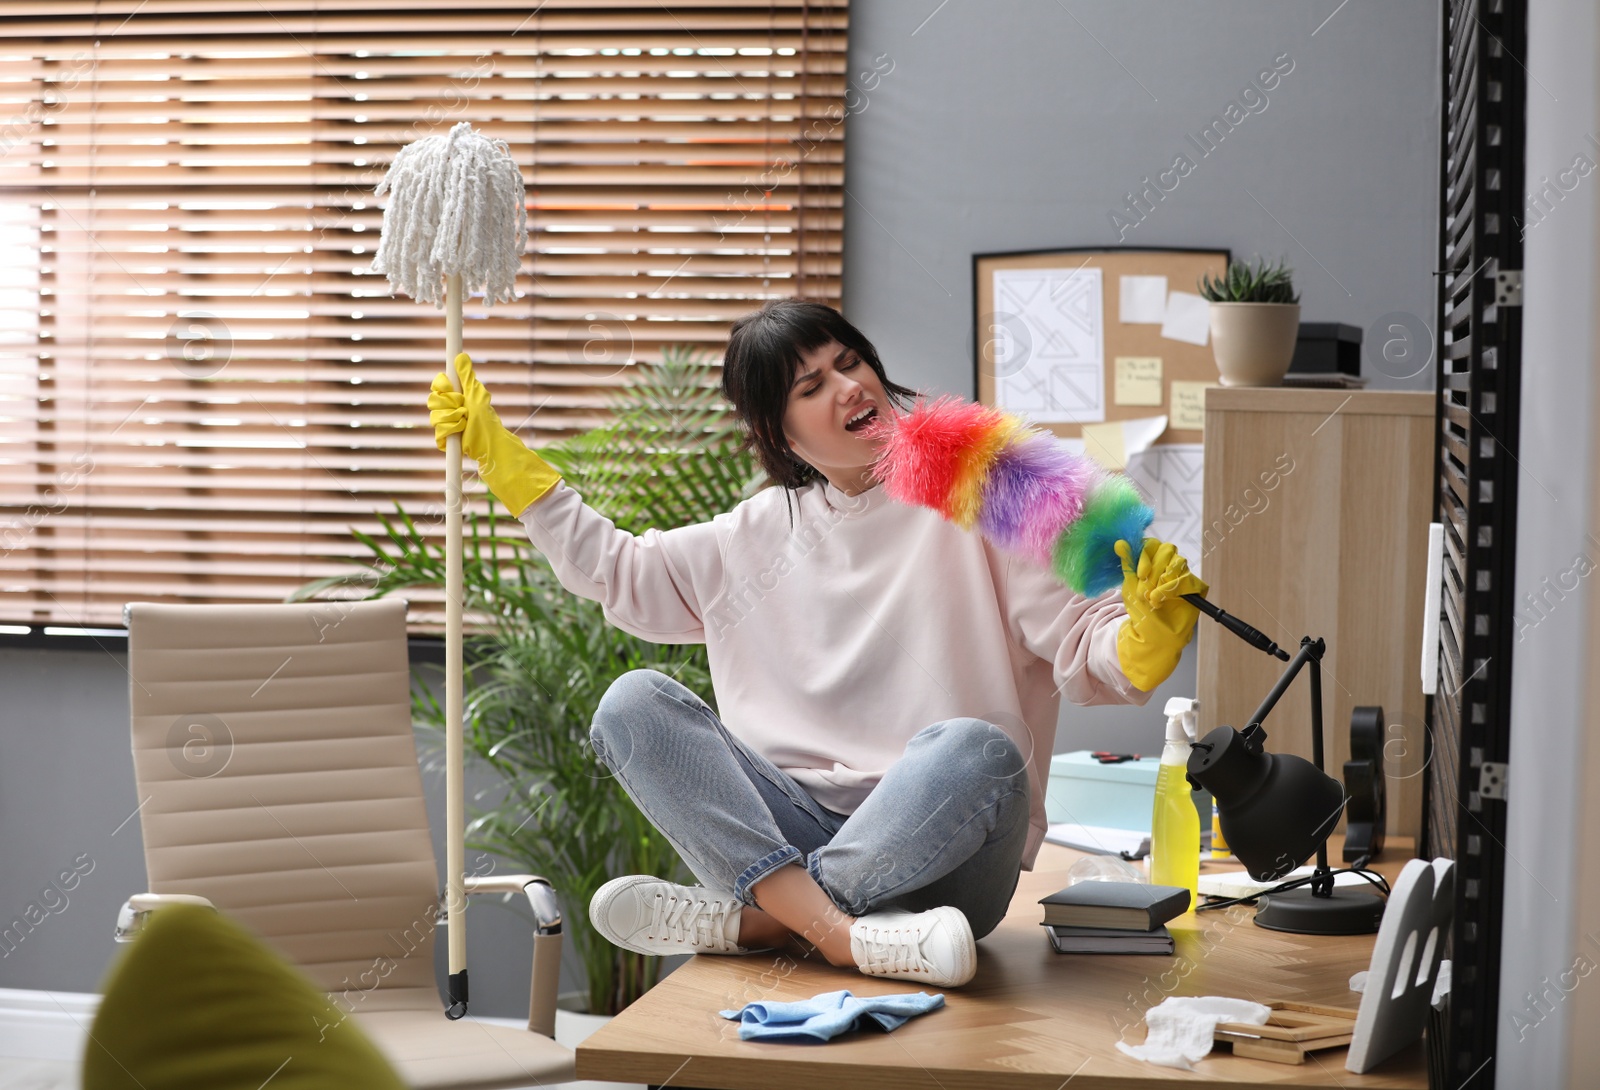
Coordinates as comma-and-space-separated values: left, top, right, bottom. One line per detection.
587, 668, 1030, 939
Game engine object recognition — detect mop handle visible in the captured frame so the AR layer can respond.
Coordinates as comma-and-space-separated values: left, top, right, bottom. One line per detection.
443, 272, 469, 1017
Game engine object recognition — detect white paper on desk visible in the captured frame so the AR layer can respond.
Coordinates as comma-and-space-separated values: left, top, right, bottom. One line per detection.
1160, 290, 1211, 346
1197, 866, 1372, 900
1119, 275, 1168, 323
1044, 823, 1149, 856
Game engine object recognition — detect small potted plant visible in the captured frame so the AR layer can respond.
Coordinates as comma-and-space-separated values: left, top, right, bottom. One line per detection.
1198, 256, 1301, 386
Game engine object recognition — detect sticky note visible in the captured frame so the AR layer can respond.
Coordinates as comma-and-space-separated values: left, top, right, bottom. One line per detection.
1080, 421, 1127, 471
1160, 290, 1211, 346
1170, 381, 1214, 430
1114, 356, 1164, 406
1119, 275, 1168, 324
1079, 416, 1168, 472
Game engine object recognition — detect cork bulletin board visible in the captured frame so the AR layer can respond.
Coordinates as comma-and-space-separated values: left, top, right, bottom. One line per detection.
972, 246, 1230, 446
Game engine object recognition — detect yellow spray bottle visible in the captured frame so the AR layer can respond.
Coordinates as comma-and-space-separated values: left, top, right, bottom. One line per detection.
1149, 696, 1200, 912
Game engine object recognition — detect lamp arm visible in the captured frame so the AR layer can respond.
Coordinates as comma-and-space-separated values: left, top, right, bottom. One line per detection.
1308, 648, 1334, 895
1241, 636, 1327, 748
1236, 635, 1340, 897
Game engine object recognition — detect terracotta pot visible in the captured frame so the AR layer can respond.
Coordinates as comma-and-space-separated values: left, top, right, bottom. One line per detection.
1208, 302, 1301, 386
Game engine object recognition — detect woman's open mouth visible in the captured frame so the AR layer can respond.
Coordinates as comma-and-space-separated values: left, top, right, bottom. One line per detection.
844, 405, 879, 433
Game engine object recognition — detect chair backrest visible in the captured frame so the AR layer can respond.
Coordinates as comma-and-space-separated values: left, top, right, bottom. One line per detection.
126, 599, 441, 1012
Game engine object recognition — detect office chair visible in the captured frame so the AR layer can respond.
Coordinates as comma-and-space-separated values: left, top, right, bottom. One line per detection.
113, 599, 575, 1089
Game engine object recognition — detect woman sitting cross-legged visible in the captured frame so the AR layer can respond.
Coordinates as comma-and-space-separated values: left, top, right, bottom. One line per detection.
427, 298, 1204, 988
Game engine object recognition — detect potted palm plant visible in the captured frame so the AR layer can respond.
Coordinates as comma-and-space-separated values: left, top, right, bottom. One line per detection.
295, 344, 761, 1017
1198, 255, 1301, 386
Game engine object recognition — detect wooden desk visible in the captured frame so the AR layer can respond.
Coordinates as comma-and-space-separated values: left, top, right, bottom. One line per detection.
577, 839, 1427, 1089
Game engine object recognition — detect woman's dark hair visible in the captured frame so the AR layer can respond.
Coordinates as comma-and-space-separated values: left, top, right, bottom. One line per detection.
721, 298, 922, 521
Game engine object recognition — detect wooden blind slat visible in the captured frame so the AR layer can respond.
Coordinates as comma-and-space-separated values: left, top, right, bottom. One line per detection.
0, 55, 845, 81
6, 0, 826, 14
0, 31, 838, 59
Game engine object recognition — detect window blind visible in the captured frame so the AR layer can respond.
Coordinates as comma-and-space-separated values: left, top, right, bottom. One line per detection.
0, 0, 849, 629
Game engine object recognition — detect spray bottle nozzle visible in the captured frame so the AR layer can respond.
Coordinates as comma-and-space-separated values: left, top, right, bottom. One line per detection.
1162, 697, 1200, 745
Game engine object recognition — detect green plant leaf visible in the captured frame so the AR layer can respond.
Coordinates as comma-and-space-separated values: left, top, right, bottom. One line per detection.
1197, 254, 1299, 304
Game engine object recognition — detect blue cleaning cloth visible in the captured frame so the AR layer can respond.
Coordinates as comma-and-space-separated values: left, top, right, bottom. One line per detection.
718, 988, 944, 1042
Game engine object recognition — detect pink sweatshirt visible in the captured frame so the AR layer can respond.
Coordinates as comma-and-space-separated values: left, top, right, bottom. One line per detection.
517, 472, 1153, 870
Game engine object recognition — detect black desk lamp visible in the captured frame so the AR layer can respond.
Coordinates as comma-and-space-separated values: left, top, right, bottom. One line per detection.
1177, 608, 1387, 936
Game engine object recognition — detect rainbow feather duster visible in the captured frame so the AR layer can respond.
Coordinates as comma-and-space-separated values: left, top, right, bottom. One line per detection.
861, 394, 1153, 598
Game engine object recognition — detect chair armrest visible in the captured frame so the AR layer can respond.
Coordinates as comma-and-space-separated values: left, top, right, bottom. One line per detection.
463, 875, 562, 935
455, 875, 563, 1038
114, 893, 217, 943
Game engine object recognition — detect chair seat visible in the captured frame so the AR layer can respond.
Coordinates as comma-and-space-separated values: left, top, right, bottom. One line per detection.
359, 1009, 577, 1089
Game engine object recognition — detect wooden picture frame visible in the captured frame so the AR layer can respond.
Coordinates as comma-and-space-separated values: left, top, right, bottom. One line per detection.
971, 245, 1230, 445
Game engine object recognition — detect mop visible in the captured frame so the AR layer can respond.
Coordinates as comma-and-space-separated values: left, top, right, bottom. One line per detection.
371, 121, 528, 1018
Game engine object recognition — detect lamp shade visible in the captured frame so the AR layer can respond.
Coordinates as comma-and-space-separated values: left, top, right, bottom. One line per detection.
1186, 724, 1345, 882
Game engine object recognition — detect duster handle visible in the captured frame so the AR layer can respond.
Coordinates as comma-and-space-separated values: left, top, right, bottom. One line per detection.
443, 272, 469, 1015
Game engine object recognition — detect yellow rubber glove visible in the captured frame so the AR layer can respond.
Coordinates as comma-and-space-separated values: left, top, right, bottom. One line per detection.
427, 352, 562, 518
1113, 537, 1210, 692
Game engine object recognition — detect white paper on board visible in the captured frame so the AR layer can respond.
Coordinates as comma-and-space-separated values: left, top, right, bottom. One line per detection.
1123, 442, 1206, 578
1119, 275, 1169, 324
992, 266, 1106, 423
1160, 290, 1211, 346
1120, 416, 1169, 459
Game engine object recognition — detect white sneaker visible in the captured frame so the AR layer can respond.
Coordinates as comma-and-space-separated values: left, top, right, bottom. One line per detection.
848, 905, 977, 987
589, 875, 757, 956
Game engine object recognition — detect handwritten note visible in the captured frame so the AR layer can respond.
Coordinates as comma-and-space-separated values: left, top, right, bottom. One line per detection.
1170, 381, 1214, 431
1114, 356, 1164, 406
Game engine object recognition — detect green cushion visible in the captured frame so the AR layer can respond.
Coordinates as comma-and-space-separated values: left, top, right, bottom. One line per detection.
84, 903, 406, 1090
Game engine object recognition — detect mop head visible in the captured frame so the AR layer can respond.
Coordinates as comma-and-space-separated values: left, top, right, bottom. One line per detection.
860, 394, 1153, 598
371, 121, 528, 308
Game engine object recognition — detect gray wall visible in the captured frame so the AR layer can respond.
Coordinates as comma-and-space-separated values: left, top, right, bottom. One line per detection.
841, 0, 1441, 404
1, 1, 1442, 1017
0, 647, 145, 998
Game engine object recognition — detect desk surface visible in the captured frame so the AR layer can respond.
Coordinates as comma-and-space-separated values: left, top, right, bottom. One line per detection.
578, 839, 1427, 1089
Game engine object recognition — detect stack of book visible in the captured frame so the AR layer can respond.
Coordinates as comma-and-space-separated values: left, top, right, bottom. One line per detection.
1037, 881, 1189, 955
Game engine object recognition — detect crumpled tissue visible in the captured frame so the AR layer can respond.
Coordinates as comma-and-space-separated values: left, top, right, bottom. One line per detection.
1115, 995, 1272, 1070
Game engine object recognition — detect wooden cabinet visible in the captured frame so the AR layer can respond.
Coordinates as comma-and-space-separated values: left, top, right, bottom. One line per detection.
1196, 387, 1434, 838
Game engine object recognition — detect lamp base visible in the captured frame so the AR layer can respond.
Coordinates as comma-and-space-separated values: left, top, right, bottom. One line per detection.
1252, 887, 1385, 935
